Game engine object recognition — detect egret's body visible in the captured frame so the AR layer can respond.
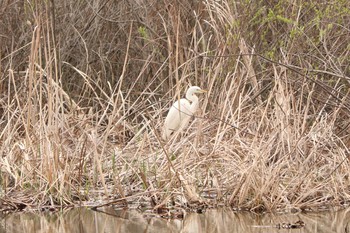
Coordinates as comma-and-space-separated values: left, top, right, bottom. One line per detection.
162, 86, 206, 140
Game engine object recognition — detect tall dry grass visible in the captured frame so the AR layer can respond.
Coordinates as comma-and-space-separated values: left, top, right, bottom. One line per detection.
0, 0, 350, 213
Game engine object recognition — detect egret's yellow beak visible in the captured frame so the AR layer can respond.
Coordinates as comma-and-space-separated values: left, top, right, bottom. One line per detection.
198, 89, 207, 94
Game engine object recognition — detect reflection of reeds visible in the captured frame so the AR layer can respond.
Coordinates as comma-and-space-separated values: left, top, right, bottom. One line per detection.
3, 208, 349, 233
1, 0, 350, 212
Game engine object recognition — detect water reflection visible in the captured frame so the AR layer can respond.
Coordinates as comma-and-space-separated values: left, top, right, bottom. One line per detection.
1, 207, 350, 233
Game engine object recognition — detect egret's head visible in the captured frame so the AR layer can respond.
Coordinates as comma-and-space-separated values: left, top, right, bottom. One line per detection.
185, 86, 207, 101
187, 86, 207, 95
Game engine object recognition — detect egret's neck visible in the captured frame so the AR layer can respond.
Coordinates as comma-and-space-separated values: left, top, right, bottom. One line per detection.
186, 93, 198, 103
186, 93, 199, 113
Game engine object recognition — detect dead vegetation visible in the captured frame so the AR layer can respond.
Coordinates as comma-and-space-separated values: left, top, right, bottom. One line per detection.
0, 0, 350, 213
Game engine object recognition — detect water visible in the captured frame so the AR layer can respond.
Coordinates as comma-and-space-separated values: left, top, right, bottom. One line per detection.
1, 207, 349, 233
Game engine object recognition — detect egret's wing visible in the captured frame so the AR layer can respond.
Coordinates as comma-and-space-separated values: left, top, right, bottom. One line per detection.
174, 99, 192, 131
172, 99, 192, 119
164, 104, 181, 131
162, 99, 191, 139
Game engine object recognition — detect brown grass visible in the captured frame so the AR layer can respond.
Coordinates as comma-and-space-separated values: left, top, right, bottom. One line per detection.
0, 0, 350, 213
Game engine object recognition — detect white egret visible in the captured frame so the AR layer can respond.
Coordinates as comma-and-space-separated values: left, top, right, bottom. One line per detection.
162, 86, 207, 140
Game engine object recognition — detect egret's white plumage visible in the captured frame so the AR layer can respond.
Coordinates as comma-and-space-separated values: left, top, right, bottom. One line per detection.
162, 86, 206, 140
